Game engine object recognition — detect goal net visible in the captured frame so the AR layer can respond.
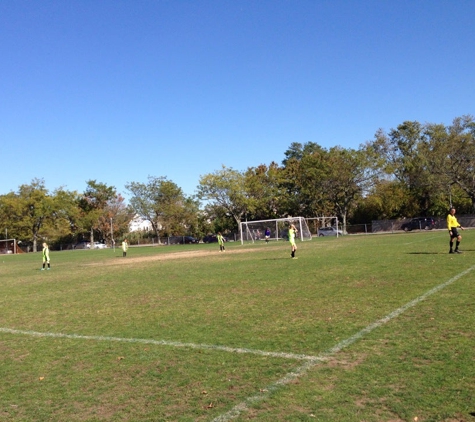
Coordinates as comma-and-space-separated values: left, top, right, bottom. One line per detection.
239, 217, 312, 244
0, 239, 19, 254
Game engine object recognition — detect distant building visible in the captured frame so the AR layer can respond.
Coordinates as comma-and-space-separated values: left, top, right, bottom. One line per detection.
128, 215, 153, 232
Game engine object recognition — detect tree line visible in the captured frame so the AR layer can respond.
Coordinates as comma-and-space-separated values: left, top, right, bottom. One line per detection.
1, 115, 474, 250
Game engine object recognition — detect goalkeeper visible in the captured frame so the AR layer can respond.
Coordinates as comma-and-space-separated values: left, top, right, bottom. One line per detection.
265, 227, 271, 243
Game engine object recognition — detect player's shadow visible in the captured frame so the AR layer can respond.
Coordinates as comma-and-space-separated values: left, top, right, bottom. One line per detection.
407, 250, 473, 254
407, 252, 442, 255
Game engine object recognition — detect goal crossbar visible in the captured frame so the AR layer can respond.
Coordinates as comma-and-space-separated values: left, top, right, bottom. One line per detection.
0, 238, 19, 254
239, 217, 312, 244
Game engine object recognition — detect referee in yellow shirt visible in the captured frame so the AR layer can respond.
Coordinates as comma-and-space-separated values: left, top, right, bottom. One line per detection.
447, 207, 464, 254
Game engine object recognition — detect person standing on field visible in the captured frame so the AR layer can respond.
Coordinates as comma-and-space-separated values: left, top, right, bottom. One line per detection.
289, 224, 298, 259
217, 232, 226, 252
122, 238, 129, 257
447, 207, 464, 254
265, 227, 271, 244
41, 242, 50, 270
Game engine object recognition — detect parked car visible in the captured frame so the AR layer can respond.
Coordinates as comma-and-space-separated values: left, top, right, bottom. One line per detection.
317, 227, 343, 237
401, 217, 436, 231
74, 241, 89, 249
180, 236, 198, 244
202, 234, 227, 243
86, 241, 108, 249
167, 236, 198, 245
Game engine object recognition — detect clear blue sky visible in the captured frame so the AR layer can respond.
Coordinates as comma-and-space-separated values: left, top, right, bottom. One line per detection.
1, 0, 474, 200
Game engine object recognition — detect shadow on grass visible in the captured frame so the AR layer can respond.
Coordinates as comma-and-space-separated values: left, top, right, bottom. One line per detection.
407, 249, 473, 254
407, 252, 443, 255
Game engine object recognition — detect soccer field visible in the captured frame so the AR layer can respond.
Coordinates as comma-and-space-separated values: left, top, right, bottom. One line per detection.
1, 233, 474, 421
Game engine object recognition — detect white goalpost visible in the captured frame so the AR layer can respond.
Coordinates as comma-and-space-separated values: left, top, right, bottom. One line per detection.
239, 217, 312, 244
0, 239, 18, 254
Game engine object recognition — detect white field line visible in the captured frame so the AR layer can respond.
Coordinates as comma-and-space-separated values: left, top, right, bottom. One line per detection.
0, 328, 322, 362
1, 265, 473, 421
211, 264, 475, 422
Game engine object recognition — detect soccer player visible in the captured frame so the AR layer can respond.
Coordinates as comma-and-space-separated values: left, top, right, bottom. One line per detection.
447, 207, 464, 254
41, 242, 50, 270
289, 224, 297, 259
217, 232, 226, 252
265, 227, 271, 244
122, 238, 129, 257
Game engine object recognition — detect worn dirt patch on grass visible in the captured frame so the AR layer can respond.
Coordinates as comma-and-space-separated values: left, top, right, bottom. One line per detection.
82, 245, 285, 267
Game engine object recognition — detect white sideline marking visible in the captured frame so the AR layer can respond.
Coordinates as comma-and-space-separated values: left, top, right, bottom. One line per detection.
0, 328, 322, 362
211, 265, 475, 422
1, 266, 473, 421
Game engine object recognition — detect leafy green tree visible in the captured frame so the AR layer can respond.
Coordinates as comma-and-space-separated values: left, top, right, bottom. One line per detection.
282, 142, 323, 165
0, 179, 75, 251
280, 143, 378, 229
199, 202, 236, 236
323, 146, 377, 229
48, 188, 82, 246
369, 121, 437, 216
281, 148, 332, 217
197, 166, 251, 226
425, 115, 475, 212
126, 176, 198, 238
352, 180, 408, 223
77, 180, 118, 244
158, 184, 199, 236
101, 194, 134, 245
243, 162, 285, 220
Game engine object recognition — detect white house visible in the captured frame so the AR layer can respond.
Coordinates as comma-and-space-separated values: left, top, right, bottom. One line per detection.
128, 215, 153, 232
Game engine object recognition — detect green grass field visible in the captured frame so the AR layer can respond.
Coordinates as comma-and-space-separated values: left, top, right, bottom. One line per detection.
1, 232, 474, 422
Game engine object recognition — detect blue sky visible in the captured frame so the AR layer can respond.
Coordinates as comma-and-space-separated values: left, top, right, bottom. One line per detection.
1, 0, 474, 200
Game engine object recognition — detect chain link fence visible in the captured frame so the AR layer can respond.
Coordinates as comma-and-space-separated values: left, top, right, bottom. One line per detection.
346, 215, 475, 234
12, 215, 475, 252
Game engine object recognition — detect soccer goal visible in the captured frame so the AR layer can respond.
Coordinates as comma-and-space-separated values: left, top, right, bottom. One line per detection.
239, 217, 312, 244
0, 239, 19, 254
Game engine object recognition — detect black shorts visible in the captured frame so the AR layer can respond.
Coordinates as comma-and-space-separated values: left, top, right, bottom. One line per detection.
450, 227, 460, 238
